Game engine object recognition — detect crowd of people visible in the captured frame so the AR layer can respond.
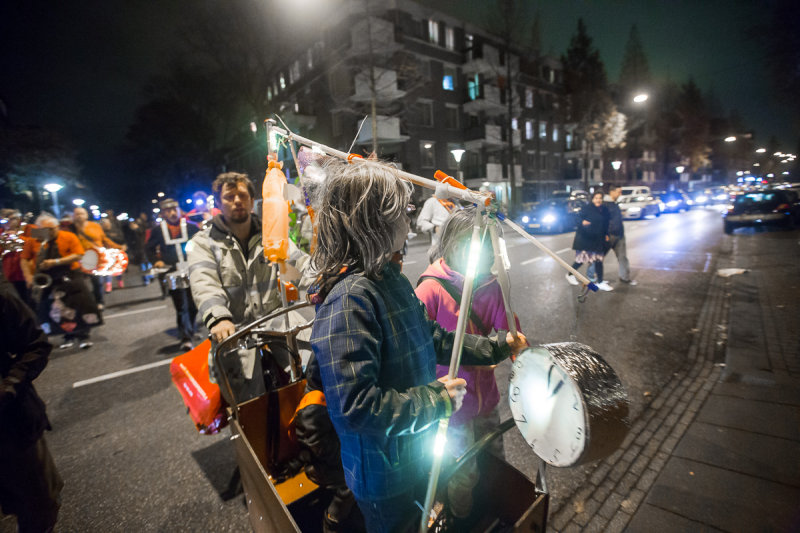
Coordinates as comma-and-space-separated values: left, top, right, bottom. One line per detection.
0, 159, 536, 532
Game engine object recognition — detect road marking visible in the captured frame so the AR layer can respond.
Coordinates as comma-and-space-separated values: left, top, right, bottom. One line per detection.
73, 357, 173, 388
103, 305, 167, 319
520, 247, 571, 266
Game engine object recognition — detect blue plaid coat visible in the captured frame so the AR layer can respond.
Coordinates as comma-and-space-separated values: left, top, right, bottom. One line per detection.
309, 263, 510, 501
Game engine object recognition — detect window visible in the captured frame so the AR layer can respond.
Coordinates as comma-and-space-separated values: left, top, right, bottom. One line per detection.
442, 66, 456, 91
525, 88, 533, 108
539, 121, 547, 138
552, 125, 559, 142
289, 61, 300, 84
445, 105, 459, 129
566, 133, 573, 150
307, 49, 314, 70
279, 74, 286, 90
428, 20, 439, 44
526, 151, 536, 168
540, 153, 548, 170
420, 141, 436, 167
420, 101, 434, 127
267, 87, 272, 101
467, 74, 480, 100
511, 118, 518, 131
525, 120, 533, 140
445, 27, 455, 50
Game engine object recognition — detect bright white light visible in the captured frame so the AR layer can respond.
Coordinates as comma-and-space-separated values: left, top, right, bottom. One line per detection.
724, 136, 736, 143
152, 199, 158, 204
498, 237, 510, 271
465, 241, 481, 278
424, 143, 432, 149
195, 199, 205, 206
736, 171, 743, 176
542, 214, 556, 224
43, 183, 63, 193
186, 199, 192, 204
153, 208, 160, 213
611, 160, 622, 170
774, 152, 783, 156
450, 148, 465, 163
433, 430, 447, 457
667, 200, 679, 207
753, 163, 760, 167
250, 121, 257, 133
89, 205, 99, 210
311, 144, 325, 155
783, 171, 790, 175
521, 215, 529, 223
633, 93, 648, 103
767, 173, 774, 178
100, 213, 108, 218
696, 195, 708, 203
676, 166, 685, 174
756, 148, 766, 153
157, 192, 165, 198
116, 212, 128, 221
72, 198, 85, 206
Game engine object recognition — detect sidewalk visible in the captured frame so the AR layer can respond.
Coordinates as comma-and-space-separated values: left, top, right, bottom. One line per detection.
550, 232, 800, 532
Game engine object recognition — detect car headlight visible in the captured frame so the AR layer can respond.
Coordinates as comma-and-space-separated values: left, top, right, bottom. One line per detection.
521, 215, 529, 223
696, 195, 708, 203
542, 214, 556, 224
667, 200, 679, 207
628, 207, 642, 212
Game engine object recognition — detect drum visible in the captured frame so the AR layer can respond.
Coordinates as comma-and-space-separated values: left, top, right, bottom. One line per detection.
163, 271, 190, 291
80, 247, 129, 276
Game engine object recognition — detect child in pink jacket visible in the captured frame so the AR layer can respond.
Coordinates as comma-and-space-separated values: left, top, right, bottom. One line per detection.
415, 206, 524, 521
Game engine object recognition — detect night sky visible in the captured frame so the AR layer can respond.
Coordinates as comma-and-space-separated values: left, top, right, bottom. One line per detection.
1, 0, 795, 206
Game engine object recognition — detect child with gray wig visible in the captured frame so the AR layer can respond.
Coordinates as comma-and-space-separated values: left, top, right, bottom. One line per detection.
307, 160, 527, 532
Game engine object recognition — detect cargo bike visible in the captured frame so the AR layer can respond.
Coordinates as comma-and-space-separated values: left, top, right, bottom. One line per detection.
212, 303, 554, 533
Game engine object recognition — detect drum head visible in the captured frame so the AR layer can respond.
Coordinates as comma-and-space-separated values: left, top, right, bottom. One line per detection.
81, 248, 100, 272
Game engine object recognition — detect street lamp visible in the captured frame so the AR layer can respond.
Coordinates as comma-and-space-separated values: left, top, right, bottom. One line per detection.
724, 136, 737, 143
755, 148, 766, 153
43, 183, 63, 217
632, 93, 648, 104
450, 148, 465, 181
72, 198, 85, 207
675, 165, 685, 174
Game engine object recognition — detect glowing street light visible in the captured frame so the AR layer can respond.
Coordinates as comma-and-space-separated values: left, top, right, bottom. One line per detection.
632, 93, 649, 103
450, 148, 466, 181
611, 161, 622, 170
72, 198, 85, 207
724, 136, 737, 143
43, 183, 64, 217
755, 148, 766, 153
157, 192, 165, 198
676, 165, 685, 174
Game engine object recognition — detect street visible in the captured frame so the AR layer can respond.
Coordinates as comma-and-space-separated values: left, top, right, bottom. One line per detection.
0, 206, 756, 532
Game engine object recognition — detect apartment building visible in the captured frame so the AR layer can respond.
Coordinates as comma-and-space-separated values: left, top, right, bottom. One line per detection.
268, 0, 574, 205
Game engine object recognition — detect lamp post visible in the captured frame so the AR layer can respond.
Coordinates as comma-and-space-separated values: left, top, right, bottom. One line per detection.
451, 148, 465, 182
43, 183, 63, 218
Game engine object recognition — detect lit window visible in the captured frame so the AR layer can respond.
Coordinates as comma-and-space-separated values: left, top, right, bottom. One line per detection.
525, 120, 533, 140
445, 27, 455, 50
420, 141, 435, 167
428, 20, 439, 44
539, 121, 547, 138
525, 88, 533, 108
294, 102, 299, 113
267, 87, 272, 101
467, 74, 480, 100
511, 118, 518, 130
442, 66, 456, 91
566, 133, 573, 150
307, 49, 314, 69
280, 74, 286, 89
552, 126, 559, 142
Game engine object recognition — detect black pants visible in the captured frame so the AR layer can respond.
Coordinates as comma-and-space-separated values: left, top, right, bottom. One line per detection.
169, 287, 197, 342
572, 260, 604, 283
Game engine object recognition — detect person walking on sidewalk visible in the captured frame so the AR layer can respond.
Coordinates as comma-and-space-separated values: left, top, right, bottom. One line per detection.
587, 185, 638, 286
566, 191, 613, 291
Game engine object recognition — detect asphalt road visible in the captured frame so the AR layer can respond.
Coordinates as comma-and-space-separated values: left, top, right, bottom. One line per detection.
1, 206, 732, 532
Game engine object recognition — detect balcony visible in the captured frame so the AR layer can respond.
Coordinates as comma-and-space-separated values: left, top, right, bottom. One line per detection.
349, 68, 406, 103
346, 17, 401, 58
463, 84, 505, 115
464, 124, 519, 151
462, 43, 499, 77
354, 115, 409, 147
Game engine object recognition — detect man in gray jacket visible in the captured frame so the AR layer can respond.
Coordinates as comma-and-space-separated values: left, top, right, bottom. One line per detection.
187, 172, 309, 402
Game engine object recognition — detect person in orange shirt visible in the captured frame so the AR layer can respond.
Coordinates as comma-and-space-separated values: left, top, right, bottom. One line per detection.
20, 214, 100, 349
72, 207, 125, 309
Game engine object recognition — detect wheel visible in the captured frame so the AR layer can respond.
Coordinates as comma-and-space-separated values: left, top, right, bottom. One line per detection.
724, 221, 734, 234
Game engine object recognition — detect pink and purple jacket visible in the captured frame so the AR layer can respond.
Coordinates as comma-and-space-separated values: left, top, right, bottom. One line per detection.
415, 258, 523, 426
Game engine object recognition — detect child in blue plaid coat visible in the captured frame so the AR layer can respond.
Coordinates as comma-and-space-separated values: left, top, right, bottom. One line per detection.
308, 160, 527, 532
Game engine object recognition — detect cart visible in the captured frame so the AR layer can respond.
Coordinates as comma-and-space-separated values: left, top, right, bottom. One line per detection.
213, 304, 549, 533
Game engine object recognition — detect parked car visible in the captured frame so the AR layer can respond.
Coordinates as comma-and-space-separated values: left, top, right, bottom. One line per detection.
618, 195, 661, 219
723, 189, 800, 233
551, 189, 589, 202
655, 191, 692, 213
517, 199, 584, 233
620, 186, 651, 198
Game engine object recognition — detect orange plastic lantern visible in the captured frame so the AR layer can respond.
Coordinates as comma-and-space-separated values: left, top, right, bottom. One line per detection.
262, 160, 290, 263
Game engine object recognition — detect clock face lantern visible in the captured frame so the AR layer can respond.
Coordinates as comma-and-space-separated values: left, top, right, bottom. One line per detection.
509, 343, 630, 467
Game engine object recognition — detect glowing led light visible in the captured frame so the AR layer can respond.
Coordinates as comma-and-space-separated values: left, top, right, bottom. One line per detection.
542, 214, 556, 224
433, 431, 447, 457
724, 136, 736, 143
521, 215, 529, 223
498, 237, 510, 271
755, 148, 766, 153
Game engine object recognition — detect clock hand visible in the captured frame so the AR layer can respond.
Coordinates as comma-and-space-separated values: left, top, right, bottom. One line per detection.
549, 380, 564, 397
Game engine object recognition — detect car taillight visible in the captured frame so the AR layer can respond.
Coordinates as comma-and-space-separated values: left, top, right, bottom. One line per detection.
774, 203, 789, 212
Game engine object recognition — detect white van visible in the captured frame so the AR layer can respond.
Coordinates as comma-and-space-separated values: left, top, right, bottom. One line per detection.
620, 186, 651, 198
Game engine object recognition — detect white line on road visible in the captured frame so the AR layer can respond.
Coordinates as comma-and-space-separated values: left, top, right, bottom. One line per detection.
103, 305, 167, 319
73, 357, 173, 388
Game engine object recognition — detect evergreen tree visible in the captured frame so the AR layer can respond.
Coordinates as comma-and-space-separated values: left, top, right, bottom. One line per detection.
618, 25, 651, 91
675, 79, 711, 171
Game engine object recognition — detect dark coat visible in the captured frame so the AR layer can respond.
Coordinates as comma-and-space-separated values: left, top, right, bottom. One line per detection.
606, 201, 624, 237
145, 219, 199, 266
0, 289, 53, 454
571, 202, 609, 253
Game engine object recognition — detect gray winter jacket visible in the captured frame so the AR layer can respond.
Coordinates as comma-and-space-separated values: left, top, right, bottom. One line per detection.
187, 214, 310, 331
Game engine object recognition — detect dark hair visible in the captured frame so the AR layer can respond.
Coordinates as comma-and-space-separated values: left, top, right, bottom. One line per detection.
212, 172, 256, 202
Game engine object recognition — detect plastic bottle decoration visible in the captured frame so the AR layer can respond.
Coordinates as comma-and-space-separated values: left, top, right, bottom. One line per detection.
262, 158, 290, 263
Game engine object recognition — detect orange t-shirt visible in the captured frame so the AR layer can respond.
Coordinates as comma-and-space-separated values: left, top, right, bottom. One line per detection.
21, 230, 85, 270
75, 221, 121, 250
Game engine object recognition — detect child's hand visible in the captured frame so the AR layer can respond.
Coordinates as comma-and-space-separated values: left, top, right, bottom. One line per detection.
506, 332, 529, 358
438, 376, 467, 412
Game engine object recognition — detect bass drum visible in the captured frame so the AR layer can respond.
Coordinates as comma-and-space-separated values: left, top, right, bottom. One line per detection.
80, 247, 129, 276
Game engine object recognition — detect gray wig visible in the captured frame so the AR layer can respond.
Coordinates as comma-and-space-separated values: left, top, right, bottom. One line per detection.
312, 159, 412, 281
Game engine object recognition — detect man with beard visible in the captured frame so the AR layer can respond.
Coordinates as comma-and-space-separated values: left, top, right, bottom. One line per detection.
146, 198, 199, 351
188, 172, 308, 403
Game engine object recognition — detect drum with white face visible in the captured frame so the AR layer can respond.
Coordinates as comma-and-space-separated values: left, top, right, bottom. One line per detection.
509, 343, 629, 467
80, 247, 129, 276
